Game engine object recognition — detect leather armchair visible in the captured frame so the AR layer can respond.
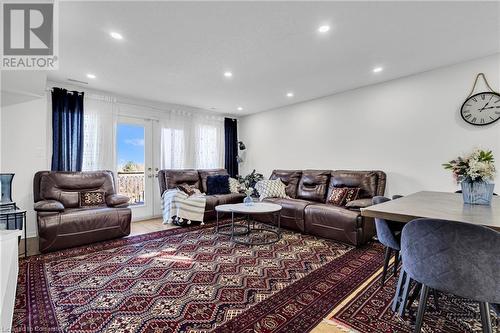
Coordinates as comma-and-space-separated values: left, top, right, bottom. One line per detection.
34, 171, 131, 253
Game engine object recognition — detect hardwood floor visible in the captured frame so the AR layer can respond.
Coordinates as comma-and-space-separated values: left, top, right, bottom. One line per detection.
20, 218, 177, 257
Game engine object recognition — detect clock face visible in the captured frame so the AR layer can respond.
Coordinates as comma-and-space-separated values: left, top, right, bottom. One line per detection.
461, 92, 500, 126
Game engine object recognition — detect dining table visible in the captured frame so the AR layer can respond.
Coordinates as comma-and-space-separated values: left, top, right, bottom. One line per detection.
361, 190, 500, 231
360, 190, 500, 316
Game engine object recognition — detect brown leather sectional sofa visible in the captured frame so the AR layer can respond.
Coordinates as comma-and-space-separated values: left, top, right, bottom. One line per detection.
158, 168, 385, 246
158, 169, 245, 220
256, 170, 386, 246
34, 171, 131, 253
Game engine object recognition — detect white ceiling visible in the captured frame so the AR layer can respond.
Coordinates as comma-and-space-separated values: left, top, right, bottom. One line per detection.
48, 1, 500, 115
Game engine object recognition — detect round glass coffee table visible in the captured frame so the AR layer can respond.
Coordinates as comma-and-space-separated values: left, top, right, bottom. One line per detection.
215, 202, 282, 245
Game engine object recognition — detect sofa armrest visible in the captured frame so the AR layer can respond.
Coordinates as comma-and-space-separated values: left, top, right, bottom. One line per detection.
34, 200, 65, 212
106, 194, 130, 207
345, 198, 373, 209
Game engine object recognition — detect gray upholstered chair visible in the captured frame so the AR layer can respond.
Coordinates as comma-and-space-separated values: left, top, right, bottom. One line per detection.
401, 218, 500, 333
372, 196, 405, 285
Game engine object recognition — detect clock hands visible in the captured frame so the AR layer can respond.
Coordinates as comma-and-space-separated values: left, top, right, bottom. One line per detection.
478, 95, 494, 112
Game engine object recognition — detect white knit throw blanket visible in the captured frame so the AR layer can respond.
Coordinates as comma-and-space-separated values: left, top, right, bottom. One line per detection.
161, 189, 206, 225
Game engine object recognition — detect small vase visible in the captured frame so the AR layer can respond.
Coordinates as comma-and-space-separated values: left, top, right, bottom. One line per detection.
243, 195, 254, 206
461, 180, 494, 205
0, 173, 14, 203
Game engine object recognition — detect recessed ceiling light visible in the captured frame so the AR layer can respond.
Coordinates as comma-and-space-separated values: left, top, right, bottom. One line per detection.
224, 71, 233, 78
86, 73, 96, 79
237, 106, 243, 111
318, 25, 330, 33
286, 92, 294, 97
110, 32, 123, 40
373, 66, 383, 73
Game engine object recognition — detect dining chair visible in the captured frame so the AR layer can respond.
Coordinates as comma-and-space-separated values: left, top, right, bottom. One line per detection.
372, 196, 405, 285
401, 218, 500, 333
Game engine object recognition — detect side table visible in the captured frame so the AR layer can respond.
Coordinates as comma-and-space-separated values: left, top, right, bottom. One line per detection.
0, 202, 27, 257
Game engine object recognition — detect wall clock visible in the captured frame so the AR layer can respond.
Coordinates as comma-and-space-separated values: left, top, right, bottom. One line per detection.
461, 73, 500, 126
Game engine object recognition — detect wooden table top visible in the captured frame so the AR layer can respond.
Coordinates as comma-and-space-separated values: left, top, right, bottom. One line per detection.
361, 191, 500, 231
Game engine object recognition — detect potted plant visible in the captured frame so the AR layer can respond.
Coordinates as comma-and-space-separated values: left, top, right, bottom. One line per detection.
443, 149, 496, 205
236, 169, 263, 196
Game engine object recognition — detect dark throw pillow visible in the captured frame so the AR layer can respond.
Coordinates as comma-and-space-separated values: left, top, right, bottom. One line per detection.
80, 191, 106, 207
206, 175, 230, 195
327, 187, 348, 206
344, 187, 360, 204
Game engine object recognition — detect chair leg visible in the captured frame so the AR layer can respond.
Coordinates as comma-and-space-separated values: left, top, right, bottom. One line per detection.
392, 268, 407, 312
406, 282, 422, 316
431, 289, 440, 312
393, 250, 400, 276
414, 284, 429, 333
398, 276, 412, 316
381, 247, 392, 286
479, 302, 492, 333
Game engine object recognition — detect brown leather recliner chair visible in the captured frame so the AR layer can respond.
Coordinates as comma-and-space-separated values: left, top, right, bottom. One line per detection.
34, 170, 131, 253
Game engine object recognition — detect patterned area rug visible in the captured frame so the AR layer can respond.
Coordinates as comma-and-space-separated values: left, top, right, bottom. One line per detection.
13, 221, 385, 333
330, 264, 499, 333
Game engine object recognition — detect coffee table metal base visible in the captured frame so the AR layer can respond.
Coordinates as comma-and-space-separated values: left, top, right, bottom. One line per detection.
216, 209, 281, 246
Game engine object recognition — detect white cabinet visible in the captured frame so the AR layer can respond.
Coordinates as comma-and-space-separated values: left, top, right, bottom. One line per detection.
0, 230, 21, 331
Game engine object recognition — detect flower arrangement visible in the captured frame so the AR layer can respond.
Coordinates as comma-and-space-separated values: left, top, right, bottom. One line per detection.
237, 169, 263, 195
443, 149, 496, 183
244, 187, 254, 197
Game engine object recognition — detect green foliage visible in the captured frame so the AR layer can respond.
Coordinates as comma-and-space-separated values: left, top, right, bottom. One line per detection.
236, 169, 264, 190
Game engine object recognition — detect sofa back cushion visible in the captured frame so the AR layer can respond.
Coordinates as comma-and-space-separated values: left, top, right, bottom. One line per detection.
297, 170, 331, 202
39, 171, 116, 208
329, 170, 386, 199
270, 170, 302, 198
198, 169, 229, 193
158, 169, 200, 194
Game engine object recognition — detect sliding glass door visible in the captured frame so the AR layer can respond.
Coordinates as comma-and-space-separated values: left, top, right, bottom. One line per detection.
116, 116, 161, 220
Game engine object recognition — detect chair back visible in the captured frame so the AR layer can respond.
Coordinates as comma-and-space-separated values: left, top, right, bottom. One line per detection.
401, 218, 500, 303
372, 196, 400, 250
35, 170, 117, 208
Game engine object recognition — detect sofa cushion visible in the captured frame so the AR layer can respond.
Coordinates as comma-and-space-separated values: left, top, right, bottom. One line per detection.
270, 170, 302, 198
79, 191, 106, 207
297, 170, 330, 202
198, 169, 229, 193
159, 169, 200, 194
262, 197, 311, 232
304, 203, 363, 245
329, 171, 382, 199
345, 198, 373, 209
229, 178, 240, 193
214, 193, 245, 205
255, 179, 287, 201
327, 187, 348, 206
206, 175, 230, 195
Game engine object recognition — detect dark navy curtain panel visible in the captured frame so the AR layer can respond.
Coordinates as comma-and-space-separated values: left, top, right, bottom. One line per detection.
51, 87, 84, 172
224, 118, 238, 177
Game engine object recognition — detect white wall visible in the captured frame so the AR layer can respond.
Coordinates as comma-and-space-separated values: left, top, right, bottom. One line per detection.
1, 97, 50, 238
239, 54, 500, 197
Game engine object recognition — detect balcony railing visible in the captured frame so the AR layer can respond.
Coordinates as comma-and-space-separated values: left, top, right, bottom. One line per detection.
117, 172, 145, 205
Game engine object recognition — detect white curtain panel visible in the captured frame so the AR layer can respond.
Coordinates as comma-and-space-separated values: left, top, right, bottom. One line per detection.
160, 111, 224, 170
82, 95, 116, 171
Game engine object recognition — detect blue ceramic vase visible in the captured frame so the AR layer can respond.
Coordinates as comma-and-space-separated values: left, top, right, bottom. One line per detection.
461, 180, 494, 205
